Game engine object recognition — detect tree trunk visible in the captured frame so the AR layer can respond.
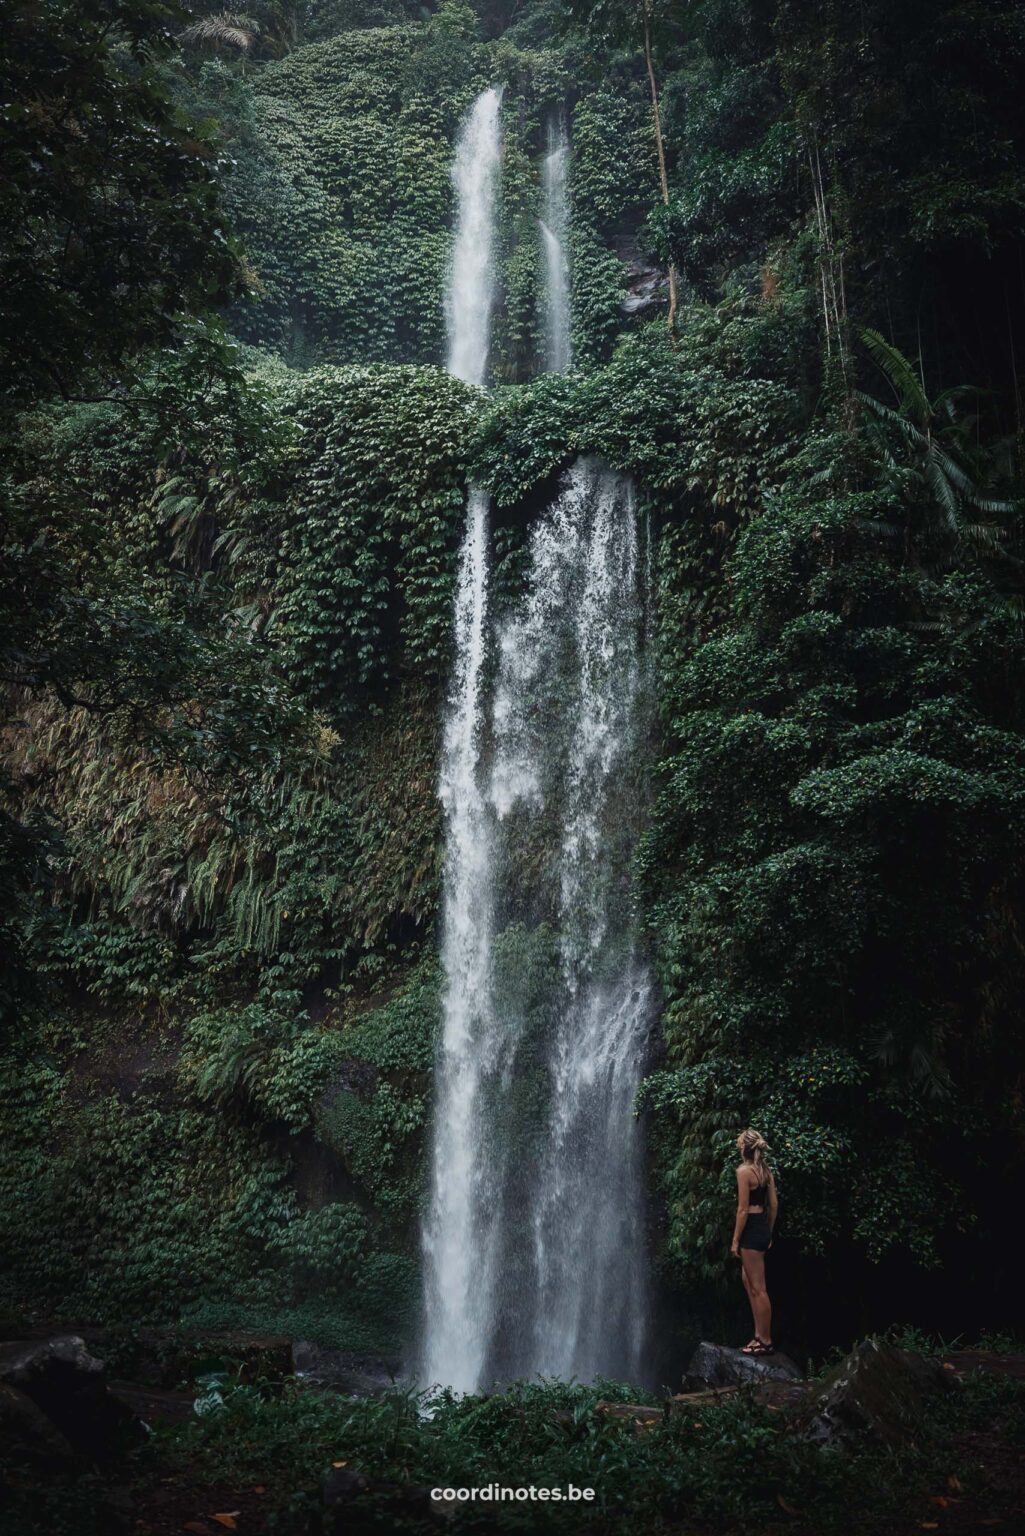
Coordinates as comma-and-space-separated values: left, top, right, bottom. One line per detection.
644, 0, 678, 335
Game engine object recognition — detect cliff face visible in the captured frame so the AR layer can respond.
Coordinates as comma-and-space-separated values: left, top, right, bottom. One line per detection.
3, 0, 1025, 1362
0, 13, 668, 1354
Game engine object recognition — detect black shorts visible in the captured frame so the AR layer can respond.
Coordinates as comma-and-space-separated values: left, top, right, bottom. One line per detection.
740, 1212, 771, 1252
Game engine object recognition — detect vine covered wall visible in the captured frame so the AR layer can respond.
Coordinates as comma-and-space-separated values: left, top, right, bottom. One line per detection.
0, 358, 475, 1346
3, 0, 1025, 1362
216, 2, 655, 374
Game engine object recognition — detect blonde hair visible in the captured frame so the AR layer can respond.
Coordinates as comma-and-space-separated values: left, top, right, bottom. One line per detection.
737, 1128, 772, 1185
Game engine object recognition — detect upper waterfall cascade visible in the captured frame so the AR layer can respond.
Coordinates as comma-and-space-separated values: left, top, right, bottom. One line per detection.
422, 90, 652, 1394
445, 87, 504, 386
540, 115, 573, 374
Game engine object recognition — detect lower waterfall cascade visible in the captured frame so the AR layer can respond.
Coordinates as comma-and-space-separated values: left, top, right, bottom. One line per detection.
422, 458, 655, 1393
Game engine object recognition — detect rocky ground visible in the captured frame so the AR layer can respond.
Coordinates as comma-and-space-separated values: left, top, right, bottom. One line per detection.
2, 1330, 1025, 1534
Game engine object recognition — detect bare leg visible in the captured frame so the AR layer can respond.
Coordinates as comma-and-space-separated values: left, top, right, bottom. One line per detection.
740, 1249, 771, 1343
739, 1262, 757, 1343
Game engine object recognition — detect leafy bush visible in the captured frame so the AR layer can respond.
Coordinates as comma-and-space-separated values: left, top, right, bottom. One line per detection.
641, 477, 1025, 1291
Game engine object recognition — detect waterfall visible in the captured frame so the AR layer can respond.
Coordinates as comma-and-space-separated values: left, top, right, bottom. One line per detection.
423, 85, 651, 1395
421, 485, 502, 1392
540, 115, 572, 374
423, 458, 653, 1392
422, 87, 505, 1392
445, 87, 504, 386
486, 459, 652, 1385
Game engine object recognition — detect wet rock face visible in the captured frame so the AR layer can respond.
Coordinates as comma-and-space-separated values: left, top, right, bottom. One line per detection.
793, 1338, 958, 1446
620, 259, 670, 316
0, 1335, 146, 1461
685, 1340, 805, 1391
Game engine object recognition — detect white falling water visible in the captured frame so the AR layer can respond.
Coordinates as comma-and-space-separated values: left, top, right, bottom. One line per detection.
424, 457, 653, 1391
540, 115, 572, 374
422, 87, 505, 1392
421, 486, 502, 1392
422, 87, 652, 1395
446, 87, 504, 386
488, 459, 652, 1385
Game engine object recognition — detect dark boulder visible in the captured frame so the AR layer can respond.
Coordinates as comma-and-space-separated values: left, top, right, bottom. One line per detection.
792, 1338, 958, 1446
0, 1379, 76, 1472
0, 1335, 145, 1461
48, 1325, 294, 1389
685, 1340, 804, 1391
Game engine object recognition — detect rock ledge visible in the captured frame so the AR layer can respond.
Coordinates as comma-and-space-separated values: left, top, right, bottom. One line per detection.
685, 1339, 804, 1391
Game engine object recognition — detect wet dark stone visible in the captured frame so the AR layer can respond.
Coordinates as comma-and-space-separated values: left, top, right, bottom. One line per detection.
292, 1340, 401, 1396
685, 1340, 804, 1391
320, 1463, 451, 1532
620, 259, 670, 316
0, 1379, 76, 1471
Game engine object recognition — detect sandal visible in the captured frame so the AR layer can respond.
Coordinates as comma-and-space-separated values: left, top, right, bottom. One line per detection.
740, 1338, 761, 1354
746, 1339, 775, 1356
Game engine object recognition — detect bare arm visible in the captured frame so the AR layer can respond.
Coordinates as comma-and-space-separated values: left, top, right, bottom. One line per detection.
767, 1173, 778, 1240
731, 1167, 750, 1257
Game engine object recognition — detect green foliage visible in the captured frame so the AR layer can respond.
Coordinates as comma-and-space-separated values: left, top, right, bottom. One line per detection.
0, 0, 244, 410
151, 1366, 1025, 1534
338, 970, 440, 1072
185, 1004, 344, 1127
0, 973, 434, 1337
641, 472, 1025, 1287
653, 0, 1025, 415
4, 0, 1025, 1368
272, 364, 476, 705
268, 1200, 370, 1287
305, 0, 421, 41
1, 350, 450, 1349
202, 5, 657, 375
314, 966, 439, 1218
857, 329, 1018, 545
226, 21, 468, 364
567, 87, 656, 363
473, 324, 799, 512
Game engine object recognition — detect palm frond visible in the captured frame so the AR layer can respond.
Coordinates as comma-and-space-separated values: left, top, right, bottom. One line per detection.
180, 12, 259, 54
855, 390, 927, 448
922, 453, 962, 534
959, 522, 1008, 551
861, 328, 930, 424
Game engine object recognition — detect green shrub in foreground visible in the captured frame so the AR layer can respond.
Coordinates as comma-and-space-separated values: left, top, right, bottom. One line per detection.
156, 1370, 1025, 1533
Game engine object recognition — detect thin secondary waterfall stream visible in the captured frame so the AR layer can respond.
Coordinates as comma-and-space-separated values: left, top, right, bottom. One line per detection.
540, 114, 572, 374
422, 91, 653, 1393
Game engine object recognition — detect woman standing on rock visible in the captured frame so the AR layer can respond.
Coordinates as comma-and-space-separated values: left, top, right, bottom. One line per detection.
731, 1128, 777, 1355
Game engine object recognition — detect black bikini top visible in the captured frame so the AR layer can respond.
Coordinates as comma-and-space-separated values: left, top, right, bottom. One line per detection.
747, 1178, 770, 1208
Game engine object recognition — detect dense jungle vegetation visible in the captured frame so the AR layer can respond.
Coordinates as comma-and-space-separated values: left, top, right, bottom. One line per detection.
2, 0, 1025, 1384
